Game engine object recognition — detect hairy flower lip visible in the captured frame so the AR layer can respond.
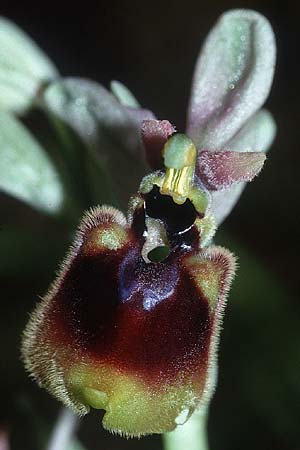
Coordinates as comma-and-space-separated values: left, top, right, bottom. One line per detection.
22, 200, 236, 436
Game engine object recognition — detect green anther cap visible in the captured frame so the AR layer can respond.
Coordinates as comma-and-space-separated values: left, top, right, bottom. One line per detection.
163, 134, 197, 170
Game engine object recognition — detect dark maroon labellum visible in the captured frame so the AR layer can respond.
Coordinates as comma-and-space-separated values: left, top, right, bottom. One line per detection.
22, 141, 236, 437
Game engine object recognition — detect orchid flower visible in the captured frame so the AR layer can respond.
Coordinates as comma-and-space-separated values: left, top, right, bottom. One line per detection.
0, 8, 276, 441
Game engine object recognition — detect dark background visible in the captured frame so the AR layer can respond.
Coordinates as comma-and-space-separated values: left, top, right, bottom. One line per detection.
0, 1, 299, 450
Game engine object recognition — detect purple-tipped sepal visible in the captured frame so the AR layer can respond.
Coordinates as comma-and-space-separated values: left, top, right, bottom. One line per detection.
197, 150, 266, 190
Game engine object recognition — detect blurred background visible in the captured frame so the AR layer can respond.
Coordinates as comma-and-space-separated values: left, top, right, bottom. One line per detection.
0, 1, 299, 449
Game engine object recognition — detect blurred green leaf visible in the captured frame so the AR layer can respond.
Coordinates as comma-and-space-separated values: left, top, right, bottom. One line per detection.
214, 231, 300, 446
0, 17, 58, 114
43, 77, 148, 210
0, 227, 67, 276
0, 111, 63, 213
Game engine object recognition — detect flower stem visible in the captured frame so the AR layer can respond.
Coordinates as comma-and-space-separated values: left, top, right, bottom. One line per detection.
46, 408, 79, 450
162, 410, 209, 450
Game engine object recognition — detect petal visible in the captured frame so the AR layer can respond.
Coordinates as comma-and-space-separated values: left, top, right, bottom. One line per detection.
44, 78, 142, 156
0, 17, 58, 114
141, 119, 176, 169
125, 106, 156, 125
186, 10, 276, 150
210, 184, 245, 227
110, 80, 140, 107
43, 78, 149, 209
198, 151, 266, 190
209, 109, 276, 225
0, 70, 38, 114
0, 111, 63, 213
22, 200, 236, 437
225, 109, 276, 152
110, 80, 156, 125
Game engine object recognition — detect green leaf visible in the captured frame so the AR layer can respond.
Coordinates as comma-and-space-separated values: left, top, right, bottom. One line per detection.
0, 111, 63, 213
0, 17, 58, 114
43, 78, 148, 210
